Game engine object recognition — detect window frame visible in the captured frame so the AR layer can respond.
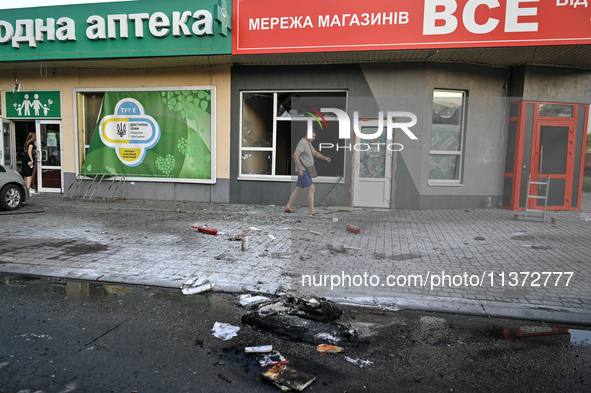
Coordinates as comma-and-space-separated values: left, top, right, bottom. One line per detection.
428, 89, 467, 186
238, 90, 348, 183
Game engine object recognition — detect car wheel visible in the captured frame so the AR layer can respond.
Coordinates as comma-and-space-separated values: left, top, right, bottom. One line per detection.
0, 184, 23, 211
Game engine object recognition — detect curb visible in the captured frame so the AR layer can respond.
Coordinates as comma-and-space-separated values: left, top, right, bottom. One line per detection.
1, 258, 589, 326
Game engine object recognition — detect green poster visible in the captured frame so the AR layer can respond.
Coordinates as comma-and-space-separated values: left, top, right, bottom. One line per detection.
82, 90, 213, 181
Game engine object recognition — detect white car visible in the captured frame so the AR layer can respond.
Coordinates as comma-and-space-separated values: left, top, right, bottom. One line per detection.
0, 165, 29, 210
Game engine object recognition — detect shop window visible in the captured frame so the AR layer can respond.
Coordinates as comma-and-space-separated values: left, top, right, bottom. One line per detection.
240, 91, 346, 180
82, 93, 104, 158
429, 90, 466, 184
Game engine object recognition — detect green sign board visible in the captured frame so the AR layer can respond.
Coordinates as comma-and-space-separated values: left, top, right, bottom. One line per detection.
5, 91, 61, 119
0, 0, 231, 62
81, 89, 214, 182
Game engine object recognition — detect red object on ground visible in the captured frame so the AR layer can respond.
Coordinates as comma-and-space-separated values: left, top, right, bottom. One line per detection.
551, 217, 556, 224
514, 214, 519, 221
195, 226, 218, 235
346, 224, 361, 233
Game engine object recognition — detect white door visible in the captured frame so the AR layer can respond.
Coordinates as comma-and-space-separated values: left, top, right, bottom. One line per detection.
35, 120, 63, 192
1, 120, 13, 168
353, 120, 392, 208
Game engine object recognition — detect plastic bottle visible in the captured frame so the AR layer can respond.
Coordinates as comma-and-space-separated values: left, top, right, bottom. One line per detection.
197, 226, 218, 235
327, 240, 346, 253
346, 224, 361, 234
486, 197, 491, 210
241, 231, 249, 251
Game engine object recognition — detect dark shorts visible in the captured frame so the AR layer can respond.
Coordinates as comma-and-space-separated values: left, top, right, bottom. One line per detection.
296, 170, 314, 188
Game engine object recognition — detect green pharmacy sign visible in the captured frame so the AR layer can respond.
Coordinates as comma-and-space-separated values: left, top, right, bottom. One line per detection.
5, 91, 61, 119
0, 0, 231, 62
82, 89, 215, 183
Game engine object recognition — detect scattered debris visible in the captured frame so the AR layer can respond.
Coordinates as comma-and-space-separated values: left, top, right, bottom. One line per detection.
346, 224, 361, 233
268, 234, 277, 240
521, 244, 552, 249
262, 364, 316, 391
332, 218, 338, 222
258, 302, 292, 317
241, 295, 351, 344
308, 231, 322, 235
214, 252, 235, 261
192, 225, 218, 235
245, 345, 273, 354
242, 231, 249, 251
504, 326, 568, 339
304, 298, 320, 307
327, 240, 347, 253
239, 295, 272, 308
211, 322, 240, 341
259, 351, 289, 368
344, 357, 374, 368
180, 278, 214, 295
242, 313, 354, 345
316, 344, 344, 353
228, 234, 242, 241
249, 226, 262, 231
182, 283, 214, 295
314, 333, 341, 345
474, 236, 485, 241
180, 277, 206, 289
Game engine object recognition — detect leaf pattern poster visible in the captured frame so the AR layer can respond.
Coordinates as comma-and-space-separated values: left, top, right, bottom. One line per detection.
82, 89, 214, 181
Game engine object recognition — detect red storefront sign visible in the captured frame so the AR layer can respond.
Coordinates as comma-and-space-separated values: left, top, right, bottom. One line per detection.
233, 0, 591, 54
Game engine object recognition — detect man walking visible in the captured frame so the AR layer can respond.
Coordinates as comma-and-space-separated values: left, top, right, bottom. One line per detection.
284, 132, 331, 216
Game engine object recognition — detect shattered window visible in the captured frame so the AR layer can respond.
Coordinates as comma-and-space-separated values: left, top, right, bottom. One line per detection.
242, 93, 273, 148
429, 90, 466, 183
239, 91, 347, 179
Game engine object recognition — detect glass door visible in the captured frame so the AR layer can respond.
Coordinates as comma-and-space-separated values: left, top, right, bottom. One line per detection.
1, 120, 13, 168
35, 120, 63, 192
353, 120, 392, 208
530, 122, 572, 210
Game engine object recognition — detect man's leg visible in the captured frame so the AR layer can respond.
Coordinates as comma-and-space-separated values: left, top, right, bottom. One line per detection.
285, 186, 304, 211
307, 184, 317, 214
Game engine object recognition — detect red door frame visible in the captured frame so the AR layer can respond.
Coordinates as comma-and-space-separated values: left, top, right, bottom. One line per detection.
503, 101, 589, 211
529, 118, 574, 211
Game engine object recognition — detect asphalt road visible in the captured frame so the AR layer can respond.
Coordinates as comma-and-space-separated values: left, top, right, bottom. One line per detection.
1, 274, 590, 393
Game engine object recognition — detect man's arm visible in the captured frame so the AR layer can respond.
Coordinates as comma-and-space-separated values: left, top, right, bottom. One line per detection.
313, 149, 331, 163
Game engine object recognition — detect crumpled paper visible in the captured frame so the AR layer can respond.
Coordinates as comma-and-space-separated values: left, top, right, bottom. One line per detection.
211, 322, 240, 341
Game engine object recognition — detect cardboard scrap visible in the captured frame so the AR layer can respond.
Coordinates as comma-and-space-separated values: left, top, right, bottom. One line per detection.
262, 364, 316, 391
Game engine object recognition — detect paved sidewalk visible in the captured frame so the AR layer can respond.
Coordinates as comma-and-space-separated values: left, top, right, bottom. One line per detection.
1, 193, 590, 324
